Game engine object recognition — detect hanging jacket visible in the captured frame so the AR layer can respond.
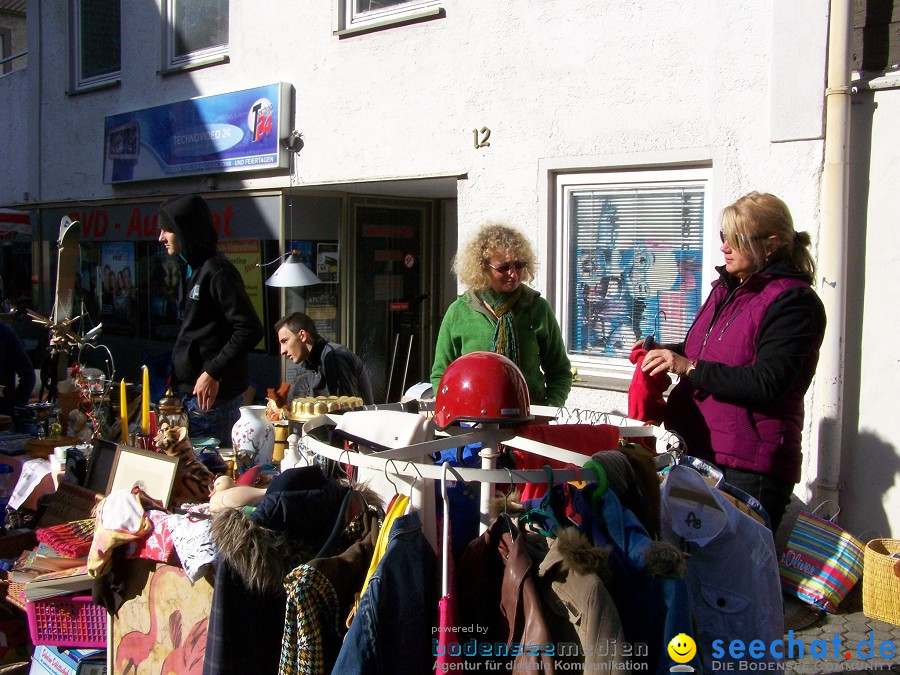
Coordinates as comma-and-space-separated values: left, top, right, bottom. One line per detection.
457, 516, 557, 673
664, 259, 825, 483
279, 510, 380, 675
331, 511, 436, 675
537, 528, 629, 669
205, 467, 351, 675
158, 194, 264, 400
660, 465, 783, 672
571, 484, 699, 675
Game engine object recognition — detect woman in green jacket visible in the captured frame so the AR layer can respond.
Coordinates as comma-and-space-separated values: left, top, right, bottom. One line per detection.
430, 222, 572, 407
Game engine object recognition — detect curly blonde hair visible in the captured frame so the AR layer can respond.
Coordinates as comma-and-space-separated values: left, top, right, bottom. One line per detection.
720, 191, 817, 281
452, 221, 537, 289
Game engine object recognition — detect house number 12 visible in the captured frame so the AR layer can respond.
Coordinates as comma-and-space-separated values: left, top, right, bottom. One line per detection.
473, 127, 491, 148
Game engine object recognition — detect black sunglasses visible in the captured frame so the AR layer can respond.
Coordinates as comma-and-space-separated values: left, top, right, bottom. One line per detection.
486, 261, 528, 274
719, 231, 769, 245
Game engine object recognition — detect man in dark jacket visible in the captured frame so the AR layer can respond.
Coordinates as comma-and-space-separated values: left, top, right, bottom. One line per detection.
274, 312, 374, 405
158, 194, 264, 445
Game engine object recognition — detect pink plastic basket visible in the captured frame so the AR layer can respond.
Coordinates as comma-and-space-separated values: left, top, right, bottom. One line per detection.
26, 594, 107, 648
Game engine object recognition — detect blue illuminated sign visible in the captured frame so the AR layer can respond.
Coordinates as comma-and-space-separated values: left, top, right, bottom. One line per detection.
103, 82, 292, 184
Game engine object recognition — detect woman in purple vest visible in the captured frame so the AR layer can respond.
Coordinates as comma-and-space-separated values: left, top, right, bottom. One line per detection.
640, 192, 826, 534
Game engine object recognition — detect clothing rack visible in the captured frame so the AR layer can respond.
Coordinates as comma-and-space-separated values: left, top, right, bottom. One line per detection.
299, 403, 683, 551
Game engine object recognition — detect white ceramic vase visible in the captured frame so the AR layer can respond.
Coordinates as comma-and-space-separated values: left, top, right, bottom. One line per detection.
231, 405, 275, 466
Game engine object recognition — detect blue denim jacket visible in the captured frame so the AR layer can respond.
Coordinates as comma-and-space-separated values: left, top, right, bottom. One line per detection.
332, 511, 436, 674
572, 485, 702, 675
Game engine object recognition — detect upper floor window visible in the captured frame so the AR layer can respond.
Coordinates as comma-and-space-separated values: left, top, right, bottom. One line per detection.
163, 0, 228, 72
337, 0, 442, 35
71, 0, 120, 91
555, 168, 710, 381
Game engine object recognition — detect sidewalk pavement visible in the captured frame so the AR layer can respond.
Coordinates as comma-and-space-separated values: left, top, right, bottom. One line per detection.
782, 583, 900, 674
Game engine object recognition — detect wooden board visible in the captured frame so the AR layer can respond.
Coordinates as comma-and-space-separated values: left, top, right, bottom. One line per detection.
110, 560, 213, 675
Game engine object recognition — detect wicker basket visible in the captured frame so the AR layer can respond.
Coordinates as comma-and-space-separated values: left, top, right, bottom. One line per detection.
862, 538, 900, 626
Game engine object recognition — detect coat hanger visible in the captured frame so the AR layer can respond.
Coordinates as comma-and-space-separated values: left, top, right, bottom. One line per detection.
499, 467, 518, 539
519, 466, 564, 538
582, 459, 609, 515
383, 458, 400, 496
403, 461, 423, 515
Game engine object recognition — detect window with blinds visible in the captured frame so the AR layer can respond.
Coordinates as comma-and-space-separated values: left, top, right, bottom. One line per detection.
559, 173, 707, 367
165, 0, 228, 71
72, 0, 120, 90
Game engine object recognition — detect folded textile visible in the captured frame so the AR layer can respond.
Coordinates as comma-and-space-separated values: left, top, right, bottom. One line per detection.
125, 510, 177, 564
35, 518, 95, 558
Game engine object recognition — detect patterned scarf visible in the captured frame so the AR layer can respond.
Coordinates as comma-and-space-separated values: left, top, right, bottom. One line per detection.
480, 288, 523, 365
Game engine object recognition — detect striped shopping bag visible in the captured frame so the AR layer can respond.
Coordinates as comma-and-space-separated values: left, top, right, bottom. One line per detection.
779, 506, 864, 613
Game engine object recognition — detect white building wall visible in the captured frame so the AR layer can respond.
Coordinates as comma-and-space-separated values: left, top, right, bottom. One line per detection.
19, 0, 826, 214
844, 83, 900, 538
0, 67, 28, 203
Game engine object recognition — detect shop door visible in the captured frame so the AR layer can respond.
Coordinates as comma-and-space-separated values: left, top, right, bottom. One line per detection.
350, 198, 433, 403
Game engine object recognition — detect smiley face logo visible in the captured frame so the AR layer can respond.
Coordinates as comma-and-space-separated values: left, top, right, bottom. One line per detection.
667, 633, 696, 664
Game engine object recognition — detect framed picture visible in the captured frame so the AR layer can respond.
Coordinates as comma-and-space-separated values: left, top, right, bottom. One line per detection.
107, 446, 179, 508
84, 438, 119, 495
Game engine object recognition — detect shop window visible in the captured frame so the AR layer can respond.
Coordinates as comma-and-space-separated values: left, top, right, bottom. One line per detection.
555, 168, 710, 381
71, 0, 120, 91
163, 0, 228, 72
336, 0, 443, 34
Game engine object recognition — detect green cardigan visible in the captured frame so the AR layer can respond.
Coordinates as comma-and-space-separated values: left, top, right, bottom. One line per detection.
430, 286, 572, 406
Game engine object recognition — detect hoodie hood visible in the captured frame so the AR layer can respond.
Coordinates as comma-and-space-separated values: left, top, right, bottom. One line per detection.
158, 194, 218, 268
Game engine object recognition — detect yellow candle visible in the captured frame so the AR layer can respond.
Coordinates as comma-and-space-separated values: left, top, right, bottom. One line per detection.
141, 365, 150, 436
120, 379, 128, 444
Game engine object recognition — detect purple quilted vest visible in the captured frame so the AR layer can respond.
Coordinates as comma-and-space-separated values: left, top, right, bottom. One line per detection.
666, 275, 813, 482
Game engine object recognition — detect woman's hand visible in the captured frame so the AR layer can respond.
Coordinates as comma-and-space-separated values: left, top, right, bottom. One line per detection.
642, 348, 694, 378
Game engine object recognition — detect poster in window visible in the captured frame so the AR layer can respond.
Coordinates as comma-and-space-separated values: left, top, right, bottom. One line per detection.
305, 288, 338, 342
219, 240, 266, 350
100, 242, 137, 336
79, 243, 100, 326
148, 250, 186, 340
316, 243, 338, 283
290, 240, 315, 271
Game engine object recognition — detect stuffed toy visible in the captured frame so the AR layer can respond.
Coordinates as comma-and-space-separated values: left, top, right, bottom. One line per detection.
153, 423, 216, 507
265, 382, 291, 422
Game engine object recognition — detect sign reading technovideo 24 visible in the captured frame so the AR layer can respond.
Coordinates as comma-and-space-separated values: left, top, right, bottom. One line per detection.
102, 82, 292, 184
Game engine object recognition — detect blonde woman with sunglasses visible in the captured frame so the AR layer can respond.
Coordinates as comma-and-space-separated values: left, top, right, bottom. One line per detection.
430, 221, 572, 406
641, 192, 826, 533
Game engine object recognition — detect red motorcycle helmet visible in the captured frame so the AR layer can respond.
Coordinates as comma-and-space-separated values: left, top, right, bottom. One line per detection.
433, 351, 533, 429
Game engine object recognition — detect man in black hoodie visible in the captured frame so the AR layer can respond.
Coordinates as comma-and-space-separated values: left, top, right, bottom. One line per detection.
158, 194, 264, 445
